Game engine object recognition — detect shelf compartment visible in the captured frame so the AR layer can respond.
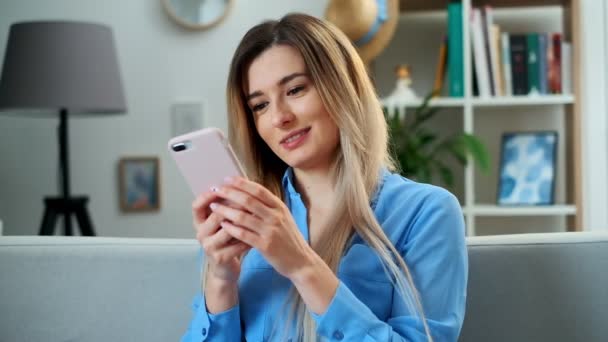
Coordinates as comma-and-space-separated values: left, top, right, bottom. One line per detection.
464, 204, 577, 216
401, 97, 466, 108
471, 94, 574, 107
401, 0, 568, 12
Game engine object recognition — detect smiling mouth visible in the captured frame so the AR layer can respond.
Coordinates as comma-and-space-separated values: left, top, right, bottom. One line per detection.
280, 127, 311, 144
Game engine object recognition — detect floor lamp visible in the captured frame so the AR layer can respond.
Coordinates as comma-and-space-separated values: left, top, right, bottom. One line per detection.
0, 21, 127, 236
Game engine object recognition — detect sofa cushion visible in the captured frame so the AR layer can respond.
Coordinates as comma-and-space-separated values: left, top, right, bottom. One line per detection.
460, 232, 608, 342
1, 232, 607, 342
0, 236, 200, 342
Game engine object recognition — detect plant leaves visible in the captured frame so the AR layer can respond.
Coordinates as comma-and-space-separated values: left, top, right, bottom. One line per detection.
416, 162, 432, 184
434, 160, 455, 188
457, 134, 490, 171
412, 92, 435, 117
445, 139, 468, 165
385, 90, 490, 186
417, 131, 437, 148
413, 107, 441, 128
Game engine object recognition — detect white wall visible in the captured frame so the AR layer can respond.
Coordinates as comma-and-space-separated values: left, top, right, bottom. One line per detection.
0, 0, 328, 237
579, 0, 608, 231
1, 0, 606, 238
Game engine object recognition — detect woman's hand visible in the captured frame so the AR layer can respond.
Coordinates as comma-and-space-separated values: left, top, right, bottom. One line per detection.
209, 177, 316, 280
192, 190, 252, 284
211, 176, 341, 315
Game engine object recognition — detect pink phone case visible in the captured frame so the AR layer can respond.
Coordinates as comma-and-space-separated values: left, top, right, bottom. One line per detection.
168, 127, 246, 197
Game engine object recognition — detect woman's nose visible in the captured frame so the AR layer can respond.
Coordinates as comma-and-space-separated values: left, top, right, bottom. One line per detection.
271, 100, 295, 127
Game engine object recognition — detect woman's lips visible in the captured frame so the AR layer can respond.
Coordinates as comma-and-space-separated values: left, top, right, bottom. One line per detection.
280, 127, 311, 150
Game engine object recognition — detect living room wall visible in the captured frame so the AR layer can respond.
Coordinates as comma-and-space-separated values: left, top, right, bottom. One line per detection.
0, 0, 328, 238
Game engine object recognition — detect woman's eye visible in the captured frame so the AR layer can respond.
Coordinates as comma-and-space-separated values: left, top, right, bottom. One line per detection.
251, 102, 268, 112
287, 85, 305, 96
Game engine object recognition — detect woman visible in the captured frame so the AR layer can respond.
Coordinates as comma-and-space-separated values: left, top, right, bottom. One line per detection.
183, 13, 467, 342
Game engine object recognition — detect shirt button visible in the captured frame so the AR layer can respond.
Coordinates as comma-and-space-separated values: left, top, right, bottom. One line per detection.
202, 327, 207, 336
333, 330, 344, 340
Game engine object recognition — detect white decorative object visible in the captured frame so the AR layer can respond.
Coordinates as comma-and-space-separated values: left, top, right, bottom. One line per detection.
380, 64, 420, 118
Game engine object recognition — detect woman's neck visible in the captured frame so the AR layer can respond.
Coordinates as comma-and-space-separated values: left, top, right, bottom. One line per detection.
292, 165, 335, 209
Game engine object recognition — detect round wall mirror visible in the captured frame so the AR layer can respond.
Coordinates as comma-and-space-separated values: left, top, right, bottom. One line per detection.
162, 0, 234, 30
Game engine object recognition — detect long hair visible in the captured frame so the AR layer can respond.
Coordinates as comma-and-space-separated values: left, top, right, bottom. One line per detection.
215, 13, 432, 341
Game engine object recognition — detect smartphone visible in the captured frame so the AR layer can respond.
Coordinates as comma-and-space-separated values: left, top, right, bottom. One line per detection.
168, 127, 246, 197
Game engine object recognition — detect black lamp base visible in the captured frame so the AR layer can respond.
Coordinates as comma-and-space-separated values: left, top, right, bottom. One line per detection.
39, 196, 96, 236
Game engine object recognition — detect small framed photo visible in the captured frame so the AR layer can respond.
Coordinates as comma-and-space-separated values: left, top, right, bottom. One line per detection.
119, 157, 161, 212
497, 131, 558, 206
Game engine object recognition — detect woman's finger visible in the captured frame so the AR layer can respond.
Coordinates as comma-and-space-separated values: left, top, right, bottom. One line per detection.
201, 225, 239, 253
210, 202, 264, 233
215, 186, 272, 219
224, 177, 281, 208
192, 189, 222, 224
195, 212, 224, 240
212, 240, 251, 264
220, 220, 261, 250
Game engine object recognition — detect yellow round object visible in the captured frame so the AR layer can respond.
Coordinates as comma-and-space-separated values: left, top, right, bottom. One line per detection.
325, 0, 400, 64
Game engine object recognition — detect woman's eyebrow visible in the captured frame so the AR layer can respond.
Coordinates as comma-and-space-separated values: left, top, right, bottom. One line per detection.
246, 72, 308, 101
278, 72, 307, 86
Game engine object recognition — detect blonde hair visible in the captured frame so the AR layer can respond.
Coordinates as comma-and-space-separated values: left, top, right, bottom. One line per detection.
216, 13, 432, 341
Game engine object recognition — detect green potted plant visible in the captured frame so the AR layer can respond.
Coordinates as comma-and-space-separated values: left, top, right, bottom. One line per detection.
385, 92, 490, 188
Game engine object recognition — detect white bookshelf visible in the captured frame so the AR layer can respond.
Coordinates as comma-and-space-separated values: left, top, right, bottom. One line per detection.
377, 0, 582, 236
405, 94, 574, 108
402, 97, 465, 108
463, 204, 577, 216
471, 94, 574, 106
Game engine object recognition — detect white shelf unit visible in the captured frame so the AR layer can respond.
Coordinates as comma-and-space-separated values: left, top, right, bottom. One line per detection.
463, 204, 577, 216
375, 0, 582, 236
471, 94, 575, 106
404, 94, 574, 108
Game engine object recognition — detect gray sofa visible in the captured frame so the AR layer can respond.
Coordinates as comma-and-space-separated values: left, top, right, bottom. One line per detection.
1, 232, 607, 342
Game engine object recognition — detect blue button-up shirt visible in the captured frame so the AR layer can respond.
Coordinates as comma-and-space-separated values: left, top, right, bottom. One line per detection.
182, 168, 468, 341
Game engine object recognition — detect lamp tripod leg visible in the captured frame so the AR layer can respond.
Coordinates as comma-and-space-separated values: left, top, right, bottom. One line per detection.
39, 200, 58, 235
74, 202, 95, 236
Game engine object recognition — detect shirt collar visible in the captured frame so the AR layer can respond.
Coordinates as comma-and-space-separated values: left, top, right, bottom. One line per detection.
281, 166, 389, 208
281, 167, 299, 197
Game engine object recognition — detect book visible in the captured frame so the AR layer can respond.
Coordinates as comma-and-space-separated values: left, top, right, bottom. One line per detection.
471, 51, 479, 96
482, 6, 500, 96
491, 24, 504, 96
470, 8, 491, 97
510, 34, 528, 95
538, 33, 549, 94
548, 33, 562, 94
447, 1, 464, 97
562, 41, 572, 94
527, 33, 540, 94
433, 36, 448, 96
501, 32, 512, 96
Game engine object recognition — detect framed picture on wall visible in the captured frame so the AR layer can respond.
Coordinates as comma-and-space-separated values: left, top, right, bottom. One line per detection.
118, 157, 161, 212
497, 131, 558, 206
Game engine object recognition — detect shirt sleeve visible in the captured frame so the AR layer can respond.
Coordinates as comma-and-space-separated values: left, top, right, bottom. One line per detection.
181, 251, 243, 341
311, 192, 468, 341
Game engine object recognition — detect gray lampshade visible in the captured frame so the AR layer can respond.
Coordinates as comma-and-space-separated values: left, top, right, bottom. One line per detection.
0, 21, 126, 114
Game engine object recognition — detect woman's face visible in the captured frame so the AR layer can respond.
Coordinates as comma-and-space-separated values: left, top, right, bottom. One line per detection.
245, 44, 340, 171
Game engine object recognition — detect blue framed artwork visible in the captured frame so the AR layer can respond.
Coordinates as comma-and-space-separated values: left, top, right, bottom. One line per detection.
119, 157, 161, 212
497, 131, 557, 205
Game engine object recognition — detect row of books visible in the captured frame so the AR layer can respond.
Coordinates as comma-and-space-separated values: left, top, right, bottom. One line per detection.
469, 6, 572, 97
439, 3, 572, 98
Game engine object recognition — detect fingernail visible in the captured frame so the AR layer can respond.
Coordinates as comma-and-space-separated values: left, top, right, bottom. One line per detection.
224, 176, 234, 184
209, 203, 218, 210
